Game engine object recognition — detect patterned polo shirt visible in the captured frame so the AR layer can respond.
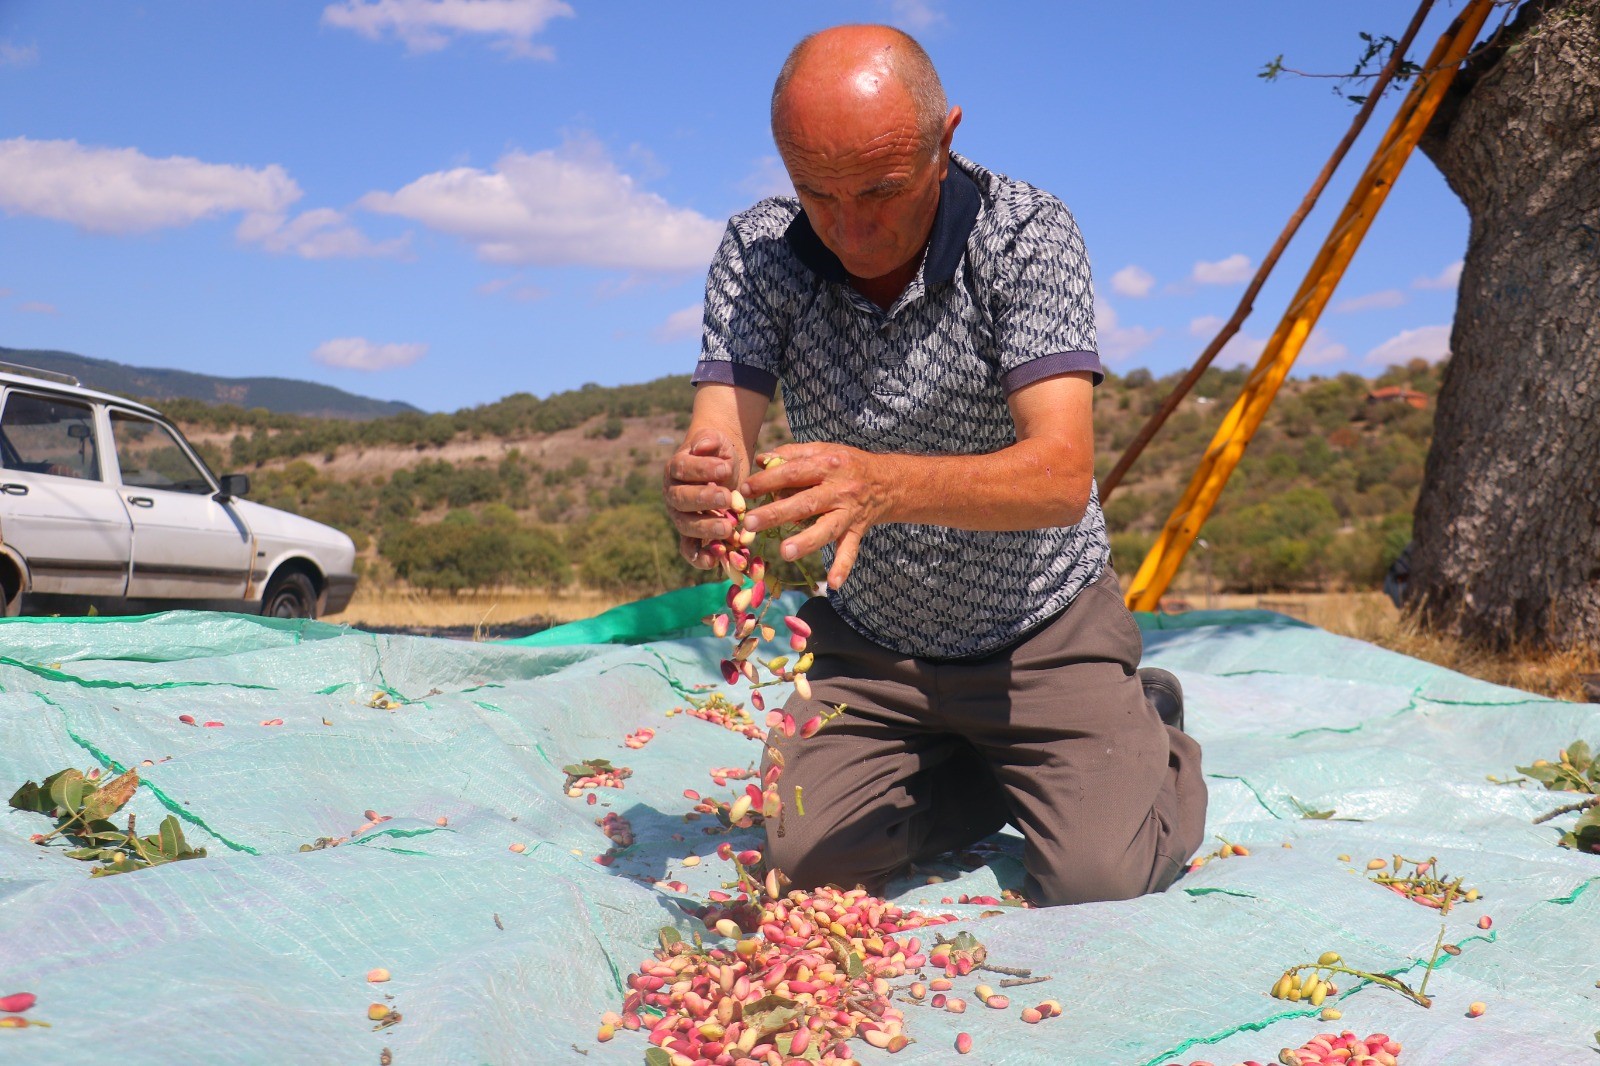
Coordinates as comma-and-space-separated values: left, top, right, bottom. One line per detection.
691, 152, 1110, 660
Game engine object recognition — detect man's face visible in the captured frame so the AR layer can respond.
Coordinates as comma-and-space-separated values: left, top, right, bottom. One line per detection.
776, 91, 950, 282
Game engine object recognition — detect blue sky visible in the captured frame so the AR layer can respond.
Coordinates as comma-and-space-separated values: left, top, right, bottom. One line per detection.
0, 1, 1471, 413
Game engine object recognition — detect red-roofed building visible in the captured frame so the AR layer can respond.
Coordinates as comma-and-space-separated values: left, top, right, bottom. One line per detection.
1366, 385, 1429, 409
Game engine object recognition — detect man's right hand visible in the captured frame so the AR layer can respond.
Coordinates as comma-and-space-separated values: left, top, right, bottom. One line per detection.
664, 429, 742, 569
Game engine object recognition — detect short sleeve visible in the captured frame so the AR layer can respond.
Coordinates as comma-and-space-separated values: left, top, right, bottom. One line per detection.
991, 200, 1103, 393
691, 218, 784, 398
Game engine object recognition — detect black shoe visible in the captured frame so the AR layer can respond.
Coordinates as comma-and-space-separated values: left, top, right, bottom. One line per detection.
1140, 667, 1184, 732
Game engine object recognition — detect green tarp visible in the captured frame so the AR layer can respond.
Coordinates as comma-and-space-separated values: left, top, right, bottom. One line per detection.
1, 590, 1596, 1064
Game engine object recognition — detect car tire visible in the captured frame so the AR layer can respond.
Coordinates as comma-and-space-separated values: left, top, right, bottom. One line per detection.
261, 571, 318, 620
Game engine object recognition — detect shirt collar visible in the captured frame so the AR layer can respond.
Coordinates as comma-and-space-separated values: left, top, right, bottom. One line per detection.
783, 161, 981, 287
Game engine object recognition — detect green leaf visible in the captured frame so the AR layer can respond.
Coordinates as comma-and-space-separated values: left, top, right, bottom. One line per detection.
63, 847, 105, 860
1516, 764, 1564, 787
949, 931, 980, 954
1566, 740, 1591, 771
741, 994, 802, 1037
158, 816, 183, 857
658, 927, 682, 951
846, 952, 865, 980
8, 779, 50, 814
645, 1048, 673, 1066
48, 769, 85, 812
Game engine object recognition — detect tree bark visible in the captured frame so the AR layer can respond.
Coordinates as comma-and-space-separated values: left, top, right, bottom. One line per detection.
1409, 0, 1600, 651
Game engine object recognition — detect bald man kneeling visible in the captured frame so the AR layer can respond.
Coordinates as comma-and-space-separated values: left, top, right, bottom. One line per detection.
664, 24, 1206, 907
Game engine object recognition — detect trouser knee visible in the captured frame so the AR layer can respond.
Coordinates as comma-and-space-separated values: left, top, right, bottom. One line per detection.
1025, 851, 1164, 908
763, 819, 905, 896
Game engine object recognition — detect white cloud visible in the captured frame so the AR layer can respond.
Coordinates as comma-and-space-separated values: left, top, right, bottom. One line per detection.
1094, 298, 1161, 363
739, 156, 794, 201
322, 0, 573, 58
1412, 260, 1463, 291
1190, 314, 1260, 367
360, 138, 724, 273
240, 207, 410, 259
888, 0, 946, 31
1333, 288, 1406, 313
1299, 327, 1348, 366
311, 337, 428, 371
0, 41, 39, 67
16, 301, 57, 315
653, 303, 703, 344
1214, 331, 1267, 369
1110, 264, 1155, 299
1364, 324, 1451, 366
1191, 253, 1252, 285
0, 137, 299, 235
477, 276, 548, 302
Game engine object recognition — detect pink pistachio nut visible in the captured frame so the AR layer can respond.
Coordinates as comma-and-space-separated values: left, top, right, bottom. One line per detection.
0, 993, 37, 1013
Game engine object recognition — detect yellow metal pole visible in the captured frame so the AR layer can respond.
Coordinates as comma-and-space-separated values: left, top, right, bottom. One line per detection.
1125, 0, 1494, 612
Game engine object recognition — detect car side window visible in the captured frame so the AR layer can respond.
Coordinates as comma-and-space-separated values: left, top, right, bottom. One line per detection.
0, 391, 103, 481
110, 412, 213, 494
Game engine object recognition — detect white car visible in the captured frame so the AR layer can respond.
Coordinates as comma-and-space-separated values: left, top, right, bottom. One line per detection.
0, 362, 357, 619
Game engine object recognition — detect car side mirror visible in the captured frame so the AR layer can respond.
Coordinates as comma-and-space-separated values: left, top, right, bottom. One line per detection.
215, 473, 250, 501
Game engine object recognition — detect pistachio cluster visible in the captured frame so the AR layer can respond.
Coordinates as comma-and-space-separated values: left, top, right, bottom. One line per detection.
701, 456, 817, 707
614, 882, 961, 1064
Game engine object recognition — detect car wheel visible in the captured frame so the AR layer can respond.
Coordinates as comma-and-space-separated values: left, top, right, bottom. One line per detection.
261, 571, 318, 619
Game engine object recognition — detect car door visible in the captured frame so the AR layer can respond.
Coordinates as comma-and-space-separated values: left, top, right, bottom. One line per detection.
0, 388, 132, 596
108, 409, 253, 601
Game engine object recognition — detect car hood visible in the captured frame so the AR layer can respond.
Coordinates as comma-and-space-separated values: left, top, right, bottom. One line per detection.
231, 499, 354, 554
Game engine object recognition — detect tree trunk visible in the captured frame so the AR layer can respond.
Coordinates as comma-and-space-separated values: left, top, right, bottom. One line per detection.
1409, 0, 1600, 651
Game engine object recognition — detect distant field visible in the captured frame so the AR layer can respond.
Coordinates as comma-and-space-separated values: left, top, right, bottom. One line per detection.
327, 585, 627, 636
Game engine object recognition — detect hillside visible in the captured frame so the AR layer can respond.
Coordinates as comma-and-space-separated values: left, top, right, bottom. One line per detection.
0, 346, 421, 420
153, 359, 1443, 599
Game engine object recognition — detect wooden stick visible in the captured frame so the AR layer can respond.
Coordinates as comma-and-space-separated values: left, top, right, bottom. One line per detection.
1100, 0, 1437, 500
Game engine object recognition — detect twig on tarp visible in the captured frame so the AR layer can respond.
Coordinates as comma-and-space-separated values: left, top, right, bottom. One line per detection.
1533, 796, 1600, 824
978, 963, 1032, 978
998, 975, 1052, 989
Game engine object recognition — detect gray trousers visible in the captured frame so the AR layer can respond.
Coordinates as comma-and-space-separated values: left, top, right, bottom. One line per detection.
760, 566, 1207, 906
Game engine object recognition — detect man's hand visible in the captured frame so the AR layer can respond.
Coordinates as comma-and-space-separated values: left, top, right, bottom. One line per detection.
738, 442, 896, 590
663, 429, 743, 569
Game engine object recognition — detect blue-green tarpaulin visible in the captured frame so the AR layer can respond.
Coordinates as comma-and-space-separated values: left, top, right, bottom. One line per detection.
2, 592, 1597, 1064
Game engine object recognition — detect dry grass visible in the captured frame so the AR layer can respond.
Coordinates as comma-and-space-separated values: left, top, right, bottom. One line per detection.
333, 579, 1598, 703
327, 584, 627, 632
1158, 585, 1600, 703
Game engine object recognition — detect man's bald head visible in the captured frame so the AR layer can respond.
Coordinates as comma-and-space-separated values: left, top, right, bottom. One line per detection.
771, 24, 948, 158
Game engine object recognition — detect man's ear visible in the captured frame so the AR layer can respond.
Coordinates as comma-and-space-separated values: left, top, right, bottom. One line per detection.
942, 105, 962, 153
936, 105, 962, 178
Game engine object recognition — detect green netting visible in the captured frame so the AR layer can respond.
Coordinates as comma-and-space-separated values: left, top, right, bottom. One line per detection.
2, 590, 1597, 1065
511, 581, 739, 648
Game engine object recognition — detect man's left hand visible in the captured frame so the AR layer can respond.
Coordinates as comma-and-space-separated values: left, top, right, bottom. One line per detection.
738, 442, 896, 590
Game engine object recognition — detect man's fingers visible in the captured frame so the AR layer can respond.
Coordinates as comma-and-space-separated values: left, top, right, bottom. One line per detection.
742, 483, 830, 533
670, 510, 737, 542
828, 529, 863, 589
667, 451, 734, 487
690, 432, 736, 458
780, 508, 850, 562
665, 482, 734, 516
741, 455, 823, 501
